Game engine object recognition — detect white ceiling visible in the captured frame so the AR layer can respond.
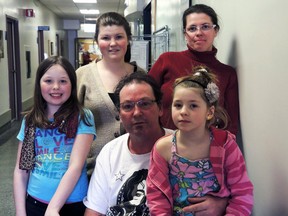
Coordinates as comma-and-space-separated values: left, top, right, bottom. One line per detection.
37, 0, 126, 23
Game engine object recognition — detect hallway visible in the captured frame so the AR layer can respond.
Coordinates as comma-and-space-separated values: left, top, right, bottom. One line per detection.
0, 121, 20, 216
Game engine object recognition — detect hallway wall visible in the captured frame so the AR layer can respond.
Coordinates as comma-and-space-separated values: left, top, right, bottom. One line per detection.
154, 0, 288, 215
0, 0, 64, 129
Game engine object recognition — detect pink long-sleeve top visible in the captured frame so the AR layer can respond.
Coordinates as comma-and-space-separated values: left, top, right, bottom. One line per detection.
147, 127, 253, 216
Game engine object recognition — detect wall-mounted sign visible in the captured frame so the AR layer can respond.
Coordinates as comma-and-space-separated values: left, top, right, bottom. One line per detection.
38, 26, 50, 31
25, 9, 35, 17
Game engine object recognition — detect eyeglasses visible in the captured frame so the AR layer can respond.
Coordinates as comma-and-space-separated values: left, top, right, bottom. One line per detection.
185, 24, 216, 33
119, 99, 157, 112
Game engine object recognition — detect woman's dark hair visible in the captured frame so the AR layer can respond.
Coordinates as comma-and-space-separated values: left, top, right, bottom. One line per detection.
122, 169, 147, 201
94, 12, 132, 62
182, 4, 220, 32
25, 56, 89, 127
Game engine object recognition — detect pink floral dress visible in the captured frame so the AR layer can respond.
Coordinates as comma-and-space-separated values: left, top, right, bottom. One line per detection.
169, 131, 220, 216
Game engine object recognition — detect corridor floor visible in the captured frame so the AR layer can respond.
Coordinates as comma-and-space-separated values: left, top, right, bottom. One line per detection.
0, 121, 21, 216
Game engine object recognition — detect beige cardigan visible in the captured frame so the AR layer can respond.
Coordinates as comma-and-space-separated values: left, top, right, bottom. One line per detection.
76, 61, 145, 177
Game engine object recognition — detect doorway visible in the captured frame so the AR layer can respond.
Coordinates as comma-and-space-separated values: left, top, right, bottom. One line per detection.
143, 2, 152, 70
37, 30, 44, 63
75, 38, 99, 69
6, 16, 22, 121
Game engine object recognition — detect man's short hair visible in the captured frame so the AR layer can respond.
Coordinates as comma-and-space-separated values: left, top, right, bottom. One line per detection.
114, 71, 163, 110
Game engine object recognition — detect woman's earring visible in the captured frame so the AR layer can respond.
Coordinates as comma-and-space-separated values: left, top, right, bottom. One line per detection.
207, 115, 213, 120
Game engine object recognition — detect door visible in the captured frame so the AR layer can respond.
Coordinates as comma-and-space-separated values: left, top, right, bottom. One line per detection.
143, 3, 152, 70
38, 30, 44, 63
6, 16, 22, 121
56, 33, 60, 56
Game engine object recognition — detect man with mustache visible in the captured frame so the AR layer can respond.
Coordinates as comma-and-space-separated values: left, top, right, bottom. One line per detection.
84, 72, 227, 216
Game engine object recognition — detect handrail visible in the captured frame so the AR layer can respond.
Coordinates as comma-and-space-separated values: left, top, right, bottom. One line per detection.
153, 25, 169, 35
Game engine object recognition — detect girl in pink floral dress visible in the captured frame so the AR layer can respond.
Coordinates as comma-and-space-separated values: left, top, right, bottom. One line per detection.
147, 66, 253, 216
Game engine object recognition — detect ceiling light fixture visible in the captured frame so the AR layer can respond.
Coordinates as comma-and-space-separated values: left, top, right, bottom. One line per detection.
80, 9, 99, 14
73, 0, 97, 3
85, 17, 98, 21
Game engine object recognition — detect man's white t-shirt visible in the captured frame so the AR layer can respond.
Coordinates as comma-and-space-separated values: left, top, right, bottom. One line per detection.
83, 129, 173, 215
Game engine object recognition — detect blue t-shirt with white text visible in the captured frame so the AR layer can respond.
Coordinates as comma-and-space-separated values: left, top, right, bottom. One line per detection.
17, 109, 96, 203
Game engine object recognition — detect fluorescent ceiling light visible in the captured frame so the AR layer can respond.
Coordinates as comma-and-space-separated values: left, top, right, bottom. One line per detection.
85, 17, 98, 21
73, 0, 97, 3
80, 9, 99, 14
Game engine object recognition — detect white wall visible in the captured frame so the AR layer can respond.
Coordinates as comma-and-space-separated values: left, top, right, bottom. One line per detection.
154, 0, 187, 51
154, 0, 288, 215
0, 0, 64, 128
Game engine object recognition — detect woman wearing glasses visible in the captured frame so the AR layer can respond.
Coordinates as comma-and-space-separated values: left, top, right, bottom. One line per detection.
149, 4, 239, 135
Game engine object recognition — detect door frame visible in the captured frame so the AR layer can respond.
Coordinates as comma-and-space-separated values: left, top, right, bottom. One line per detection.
6, 15, 22, 121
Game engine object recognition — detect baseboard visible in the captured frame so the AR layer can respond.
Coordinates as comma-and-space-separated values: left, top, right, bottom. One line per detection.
0, 110, 12, 133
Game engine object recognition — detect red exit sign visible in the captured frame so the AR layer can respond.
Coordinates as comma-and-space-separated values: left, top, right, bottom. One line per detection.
25, 9, 35, 17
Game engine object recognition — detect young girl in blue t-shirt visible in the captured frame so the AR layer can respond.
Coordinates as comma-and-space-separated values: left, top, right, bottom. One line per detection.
13, 56, 96, 216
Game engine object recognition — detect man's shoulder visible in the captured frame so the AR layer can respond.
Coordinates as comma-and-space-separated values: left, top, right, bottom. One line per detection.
101, 133, 129, 152
96, 133, 130, 170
